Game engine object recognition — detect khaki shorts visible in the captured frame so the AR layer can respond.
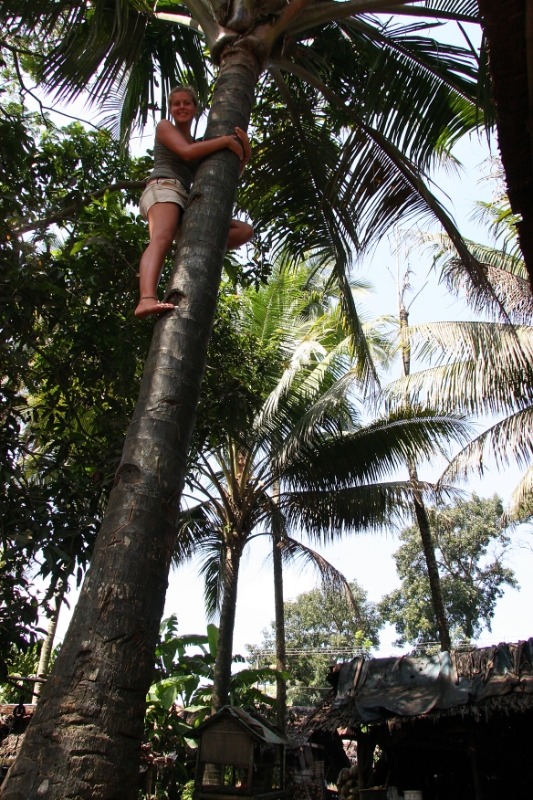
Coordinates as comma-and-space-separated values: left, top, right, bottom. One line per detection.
139, 178, 189, 220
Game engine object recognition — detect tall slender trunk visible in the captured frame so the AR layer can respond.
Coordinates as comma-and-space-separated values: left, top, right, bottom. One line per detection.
409, 463, 451, 652
399, 303, 451, 652
32, 591, 63, 703
271, 481, 286, 732
212, 544, 242, 711
2, 47, 261, 800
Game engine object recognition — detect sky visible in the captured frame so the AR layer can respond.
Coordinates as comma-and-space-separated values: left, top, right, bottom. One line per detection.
24, 16, 533, 662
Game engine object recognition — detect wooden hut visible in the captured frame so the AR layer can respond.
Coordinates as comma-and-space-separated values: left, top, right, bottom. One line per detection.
302, 639, 533, 800
193, 706, 287, 800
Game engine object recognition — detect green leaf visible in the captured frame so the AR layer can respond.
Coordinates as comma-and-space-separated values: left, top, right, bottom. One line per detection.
206, 623, 218, 657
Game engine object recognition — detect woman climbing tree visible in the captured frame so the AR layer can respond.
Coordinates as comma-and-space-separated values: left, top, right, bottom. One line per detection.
135, 84, 253, 319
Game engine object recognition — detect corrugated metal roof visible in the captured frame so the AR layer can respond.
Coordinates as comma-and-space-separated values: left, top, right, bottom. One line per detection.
194, 705, 288, 745
303, 638, 533, 731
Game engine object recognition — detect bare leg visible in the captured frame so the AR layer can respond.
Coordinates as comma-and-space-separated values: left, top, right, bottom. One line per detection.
135, 202, 181, 319
228, 219, 254, 250
136, 210, 252, 319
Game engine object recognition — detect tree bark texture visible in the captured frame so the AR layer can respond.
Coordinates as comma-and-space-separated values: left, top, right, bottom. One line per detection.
211, 544, 242, 711
271, 484, 287, 733
2, 47, 260, 800
399, 301, 451, 652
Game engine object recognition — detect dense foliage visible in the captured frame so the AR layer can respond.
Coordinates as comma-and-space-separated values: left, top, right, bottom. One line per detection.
140, 616, 281, 799
0, 98, 151, 660
379, 494, 517, 645
250, 582, 380, 705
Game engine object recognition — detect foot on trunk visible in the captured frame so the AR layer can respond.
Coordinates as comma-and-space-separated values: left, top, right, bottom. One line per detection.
135, 296, 175, 319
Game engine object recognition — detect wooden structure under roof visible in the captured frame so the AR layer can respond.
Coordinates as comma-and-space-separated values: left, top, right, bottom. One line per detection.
193, 706, 287, 800
302, 639, 533, 799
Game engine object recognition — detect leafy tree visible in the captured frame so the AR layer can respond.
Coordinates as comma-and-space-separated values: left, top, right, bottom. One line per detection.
0, 96, 155, 653
0, 4, 495, 796
0, 100, 145, 653
250, 582, 380, 705
379, 494, 517, 646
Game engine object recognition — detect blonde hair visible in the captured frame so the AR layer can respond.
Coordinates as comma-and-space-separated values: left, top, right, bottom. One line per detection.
168, 85, 198, 109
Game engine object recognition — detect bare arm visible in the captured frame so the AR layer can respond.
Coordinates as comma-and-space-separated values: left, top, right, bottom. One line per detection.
234, 127, 251, 176
156, 120, 244, 161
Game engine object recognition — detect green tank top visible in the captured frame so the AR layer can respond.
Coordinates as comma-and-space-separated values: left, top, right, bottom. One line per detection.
147, 138, 201, 190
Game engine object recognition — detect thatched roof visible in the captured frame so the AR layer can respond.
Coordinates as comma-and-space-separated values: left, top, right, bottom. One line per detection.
478, 0, 533, 286
303, 638, 533, 734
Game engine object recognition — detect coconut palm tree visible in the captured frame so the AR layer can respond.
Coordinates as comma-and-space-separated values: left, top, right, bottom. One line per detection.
396, 267, 451, 651
179, 262, 375, 715
384, 216, 533, 523
0, 3, 492, 797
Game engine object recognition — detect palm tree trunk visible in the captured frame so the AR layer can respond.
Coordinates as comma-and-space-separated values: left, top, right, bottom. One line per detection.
409, 464, 451, 652
212, 544, 242, 711
271, 482, 286, 732
399, 302, 451, 652
2, 46, 260, 800
32, 591, 63, 703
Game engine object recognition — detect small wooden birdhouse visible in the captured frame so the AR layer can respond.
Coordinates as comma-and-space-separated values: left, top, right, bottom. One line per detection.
193, 706, 287, 800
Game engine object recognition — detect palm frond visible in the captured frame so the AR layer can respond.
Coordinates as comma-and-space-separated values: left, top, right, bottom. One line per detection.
175, 503, 211, 554
384, 322, 533, 416
421, 1, 478, 19
503, 464, 533, 524
281, 479, 438, 540
30, 4, 210, 137
289, 1, 480, 38
274, 56, 488, 295
337, 16, 489, 163
471, 199, 523, 258
251, 68, 379, 385
440, 405, 533, 483
417, 232, 532, 323
279, 409, 471, 490
254, 348, 364, 467
280, 536, 363, 622
194, 533, 226, 619
267, 368, 362, 467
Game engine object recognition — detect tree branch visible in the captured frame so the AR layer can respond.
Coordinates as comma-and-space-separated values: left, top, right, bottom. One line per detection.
11, 51, 101, 130
267, 0, 316, 43
12, 181, 146, 234
0, 38, 45, 59
171, 0, 237, 57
